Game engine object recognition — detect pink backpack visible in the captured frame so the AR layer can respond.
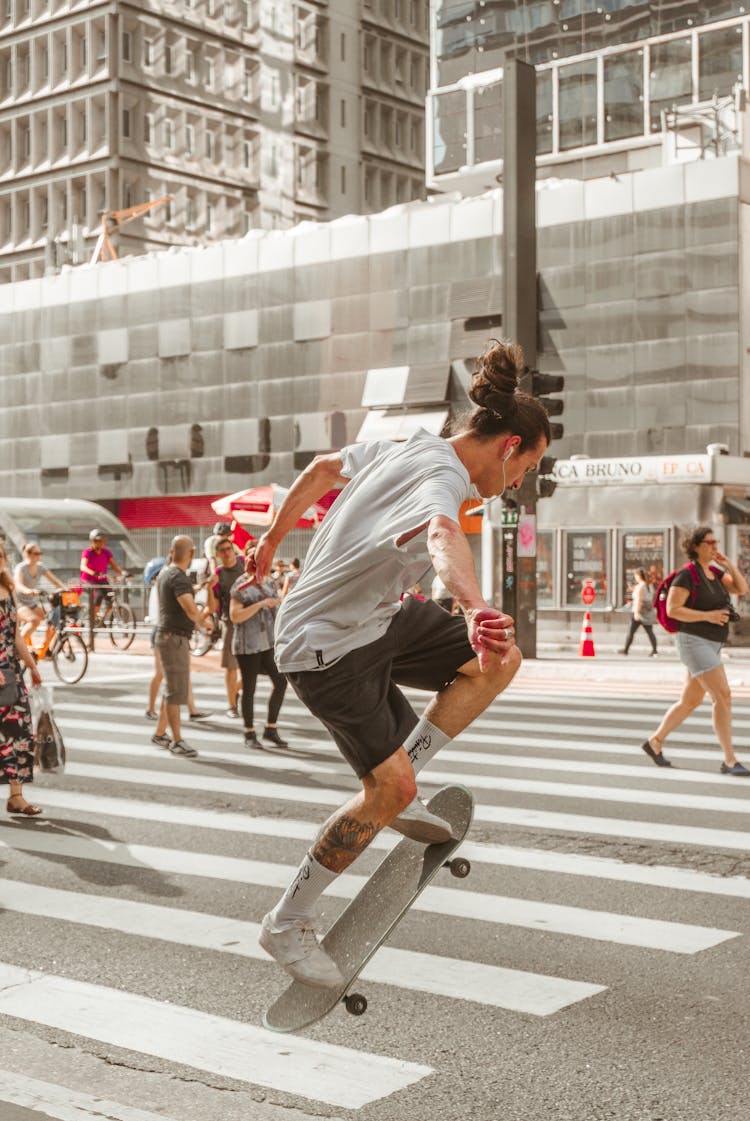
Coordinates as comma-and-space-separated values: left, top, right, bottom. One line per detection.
654, 563, 722, 633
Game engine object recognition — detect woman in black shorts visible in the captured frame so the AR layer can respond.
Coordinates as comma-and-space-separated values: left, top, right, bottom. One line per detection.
641, 526, 749, 775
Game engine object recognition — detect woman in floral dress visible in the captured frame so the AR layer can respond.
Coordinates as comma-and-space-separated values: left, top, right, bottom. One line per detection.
0, 544, 43, 815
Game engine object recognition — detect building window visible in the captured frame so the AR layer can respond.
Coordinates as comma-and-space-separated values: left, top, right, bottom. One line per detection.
206, 202, 213, 229
206, 130, 215, 160
243, 138, 252, 168
699, 25, 744, 101
22, 123, 30, 159
208, 0, 218, 16
121, 31, 131, 63
144, 112, 152, 142
604, 50, 644, 142
649, 37, 692, 132
187, 195, 195, 225
340, 98, 346, 128
164, 43, 172, 75
558, 59, 598, 150
340, 32, 345, 61
41, 194, 48, 230
41, 44, 49, 81
340, 164, 345, 193
243, 0, 254, 28
122, 108, 131, 138
186, 122, 195, 154
144, 39, 154, 67
206, 58, 215, 89
186, 49, 196, 81
244, 59, 255, 99
3, 57, 11, 96
164, 119, 174, 149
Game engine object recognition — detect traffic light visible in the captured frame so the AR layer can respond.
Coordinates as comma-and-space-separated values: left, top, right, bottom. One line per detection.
537, 455, 557, 499
528, 368, 564, 441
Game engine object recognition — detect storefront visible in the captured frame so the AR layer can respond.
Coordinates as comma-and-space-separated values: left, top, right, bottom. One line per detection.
535, 450, 750, 642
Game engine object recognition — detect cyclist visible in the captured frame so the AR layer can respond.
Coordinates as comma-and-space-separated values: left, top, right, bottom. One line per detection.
13, 542, 66, 642
80, 529, 123, 622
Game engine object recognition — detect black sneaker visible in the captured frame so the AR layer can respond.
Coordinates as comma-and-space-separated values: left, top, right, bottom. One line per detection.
720, 761, 750, 776
263, 727, 289, 747
641, 739, 672, 767
244, 732, 263, 750
188, 710, 213, 721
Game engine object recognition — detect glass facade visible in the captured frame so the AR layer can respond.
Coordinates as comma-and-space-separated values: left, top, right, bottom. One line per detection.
430, 6, 750, 179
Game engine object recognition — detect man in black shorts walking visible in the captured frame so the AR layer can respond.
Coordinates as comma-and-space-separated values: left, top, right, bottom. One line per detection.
252, 340, 551, 988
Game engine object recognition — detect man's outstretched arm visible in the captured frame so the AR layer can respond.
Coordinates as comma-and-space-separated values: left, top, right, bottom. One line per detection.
251, 452, 348, 580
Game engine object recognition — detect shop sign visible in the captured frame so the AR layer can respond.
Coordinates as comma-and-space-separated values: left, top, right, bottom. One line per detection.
552, 455, 710, 487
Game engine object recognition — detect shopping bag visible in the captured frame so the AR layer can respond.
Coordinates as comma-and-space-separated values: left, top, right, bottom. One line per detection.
30, 685, 66, 772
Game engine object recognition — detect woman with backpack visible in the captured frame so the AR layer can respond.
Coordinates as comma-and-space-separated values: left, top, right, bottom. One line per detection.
641, 526, 749, 776
620, 568, 658, 657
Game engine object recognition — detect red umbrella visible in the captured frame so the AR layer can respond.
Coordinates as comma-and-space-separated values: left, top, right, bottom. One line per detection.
211, 484, 327, 529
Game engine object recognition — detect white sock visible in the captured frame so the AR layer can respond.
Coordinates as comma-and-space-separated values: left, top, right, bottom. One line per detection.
269, 850, 339, 930
403, 717, 451, 776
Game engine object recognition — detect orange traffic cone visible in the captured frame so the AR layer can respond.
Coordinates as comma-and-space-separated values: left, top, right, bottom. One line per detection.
579, 611, 595, 657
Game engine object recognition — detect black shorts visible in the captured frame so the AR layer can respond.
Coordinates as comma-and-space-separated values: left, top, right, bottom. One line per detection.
286, 597, 475, 779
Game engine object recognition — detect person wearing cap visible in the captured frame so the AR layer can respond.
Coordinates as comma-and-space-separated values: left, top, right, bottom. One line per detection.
80, 530, 122, 620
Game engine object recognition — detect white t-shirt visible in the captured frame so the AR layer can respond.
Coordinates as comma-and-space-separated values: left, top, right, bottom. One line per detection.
274, 429, 471, 672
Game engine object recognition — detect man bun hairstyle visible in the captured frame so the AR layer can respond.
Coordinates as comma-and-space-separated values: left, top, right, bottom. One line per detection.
465, 338, 551, 450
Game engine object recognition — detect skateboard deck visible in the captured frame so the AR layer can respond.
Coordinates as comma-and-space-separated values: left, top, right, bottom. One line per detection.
263, 783, 474, 1033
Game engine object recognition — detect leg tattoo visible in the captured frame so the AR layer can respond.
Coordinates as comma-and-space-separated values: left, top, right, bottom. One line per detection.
312, 813, 381, 872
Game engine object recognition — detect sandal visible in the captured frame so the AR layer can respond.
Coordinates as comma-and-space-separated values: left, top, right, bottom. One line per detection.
168, 740, 198, 757
7, 797, 42, 817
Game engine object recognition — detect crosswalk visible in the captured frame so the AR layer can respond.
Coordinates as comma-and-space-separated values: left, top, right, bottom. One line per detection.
1, 667, 749, 1115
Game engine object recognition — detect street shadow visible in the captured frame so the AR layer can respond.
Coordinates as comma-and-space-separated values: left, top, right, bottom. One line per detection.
193, 754, 356, 794
3, 816, 184, 898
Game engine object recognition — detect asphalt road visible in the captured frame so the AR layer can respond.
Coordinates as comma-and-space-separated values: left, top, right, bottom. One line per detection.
0, 649, 748, 1121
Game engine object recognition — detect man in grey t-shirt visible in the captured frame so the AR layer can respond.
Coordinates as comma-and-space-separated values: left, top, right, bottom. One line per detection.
251, 411, 549, 989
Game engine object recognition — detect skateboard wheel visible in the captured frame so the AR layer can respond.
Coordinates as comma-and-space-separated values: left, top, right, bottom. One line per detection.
448, 857, 471, 879
344, 993, 368, 1016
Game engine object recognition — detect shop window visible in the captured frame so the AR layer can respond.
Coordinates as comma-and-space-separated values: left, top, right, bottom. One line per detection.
537, 531, 555, 608
565, 529, 609, 608
621, 530, 667, 606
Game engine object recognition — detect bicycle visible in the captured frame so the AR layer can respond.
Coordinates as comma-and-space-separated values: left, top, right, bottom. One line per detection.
79, 574, 137, 651
26, 591, 88, 685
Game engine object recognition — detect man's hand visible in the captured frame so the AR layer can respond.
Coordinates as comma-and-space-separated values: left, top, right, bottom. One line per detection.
248, 535, 275, 582
30, 666, 42, 687
467, 607, 516, 670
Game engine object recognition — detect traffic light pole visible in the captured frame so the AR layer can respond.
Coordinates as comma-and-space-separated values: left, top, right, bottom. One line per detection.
500, 58, 538, 658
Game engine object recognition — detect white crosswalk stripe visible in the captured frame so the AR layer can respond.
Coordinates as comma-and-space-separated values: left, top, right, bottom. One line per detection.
3, 673, 748, 1112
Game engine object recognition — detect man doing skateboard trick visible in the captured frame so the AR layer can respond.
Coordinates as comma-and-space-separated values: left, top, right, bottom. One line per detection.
252, 339, 551, 989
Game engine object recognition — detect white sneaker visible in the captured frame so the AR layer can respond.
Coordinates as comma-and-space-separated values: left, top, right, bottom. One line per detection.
259, 913, 344, 990
390, 797, 453, 844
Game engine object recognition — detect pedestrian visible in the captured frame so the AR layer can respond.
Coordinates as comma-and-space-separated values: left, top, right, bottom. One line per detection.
0, 542, 43, 816
641, 526, 749, 775
151, 536, 213, 757
143, 557, 211, 723
80, 529, 122, 623
230, 544, 288, 750
250, 336, 550, 987
280, 558, 301, 600
13, 541, 66, 641
620, 568, 658, 656
207, 536, 245, 718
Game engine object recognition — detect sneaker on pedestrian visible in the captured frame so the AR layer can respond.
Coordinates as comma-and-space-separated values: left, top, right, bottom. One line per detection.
144, 710, 158, 721
151, 733, 171, 748
720, 760, 750, 776
389, 796, 453, 844
168, 740, 198, 757
226, 706, 240, 719
244, 732, 264, 750
259, 913, 344, 990
263, 726, 288, 747
188, 710, 213, 721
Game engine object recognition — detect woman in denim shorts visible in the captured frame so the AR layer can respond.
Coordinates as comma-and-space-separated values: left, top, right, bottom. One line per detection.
641, 526, 749, 775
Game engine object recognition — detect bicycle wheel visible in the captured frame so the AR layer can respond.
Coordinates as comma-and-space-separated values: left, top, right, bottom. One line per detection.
109, 602, 136, 650
52, 631, 88, 684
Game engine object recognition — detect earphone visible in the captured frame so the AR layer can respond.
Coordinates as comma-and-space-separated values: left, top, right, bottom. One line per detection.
502, 447, 514, 463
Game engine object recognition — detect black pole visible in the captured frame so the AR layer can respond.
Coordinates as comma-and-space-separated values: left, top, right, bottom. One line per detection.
501, 58, 538, 658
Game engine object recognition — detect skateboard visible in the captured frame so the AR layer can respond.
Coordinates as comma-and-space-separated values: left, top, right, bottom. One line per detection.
262, 783, 474, 1033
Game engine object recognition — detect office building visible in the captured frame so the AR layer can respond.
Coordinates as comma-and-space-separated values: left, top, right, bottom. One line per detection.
0, 0, 428, 283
